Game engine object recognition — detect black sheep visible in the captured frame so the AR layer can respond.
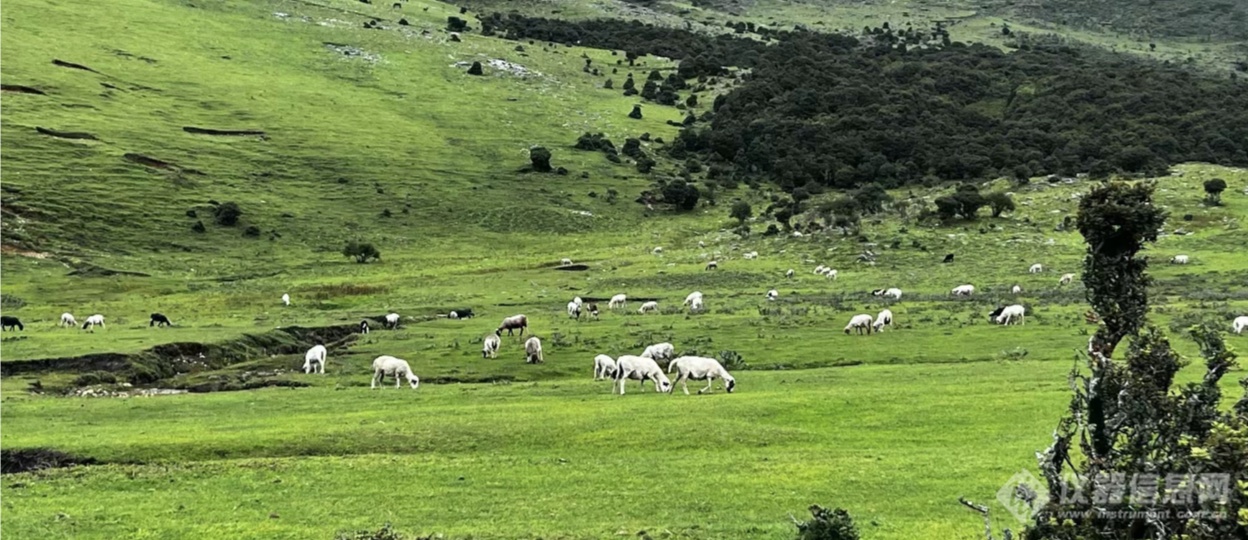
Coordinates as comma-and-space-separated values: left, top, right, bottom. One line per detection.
1, 315, 24, 331
943, 253, 955, 263
150, 313, 172, 327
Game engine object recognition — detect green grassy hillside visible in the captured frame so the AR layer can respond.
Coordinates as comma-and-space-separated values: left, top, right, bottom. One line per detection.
2, 0, 1247, 539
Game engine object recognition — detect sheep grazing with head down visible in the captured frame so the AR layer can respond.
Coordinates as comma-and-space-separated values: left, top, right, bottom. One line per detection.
872, 288, 902, 300
872, 309, 893, 332
303, 344, 327, 374
641, 342, 675, 363
385, 312, 401, 329
1059, 273, 1075, 285
561, 258, 573, 266
1012, 285, 1023, 295
1029, 263, 1043, 274
1170, 255, 1189, 264
766, 289, 779, 301
496, 314, 528, 336
705, 260, 718, 270
150, 313, 172, 327
613, 355, 671, 395
814, 265, 826, 274
524, 336, 544, 363
652, 247, 663, 255
1, 316, 24, 331
482, 333, 500, 358
668, 356, 736, 395
1234, 316, 1248, 335
638, 301, 659, 314
990, 304, 1026, 325
588, 303, 600, 320
785, 268, 795, 279
60, 313, 77, 327
609, 294, 627, 309
823, 268, 838, 280
371, 355, 419, 389
593, 354, 617, 380
951, 284, 975, 296
82, 314, 106, 331
689, 297, 704, 313
844, 314, 874, 335
567, 301, 582, 319
683, 291, 703, 306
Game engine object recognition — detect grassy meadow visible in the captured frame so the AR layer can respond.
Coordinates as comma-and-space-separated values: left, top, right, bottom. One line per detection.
2, 0, 1247, 538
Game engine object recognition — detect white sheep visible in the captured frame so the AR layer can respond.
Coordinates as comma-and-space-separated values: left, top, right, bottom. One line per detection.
496, 314, 528, 336
1170, 255, 1189, 264
1012, 285, 1023, 294
371, 355, 419, 389
482, 334, 500, 358
689, 298, 705, 312
82, 314, 106, 331
524, 336, 544, 363
785, 268, 795, 279
641, 342, 675, 362
1233, 316, 1248, 335
1059, 273, 1075, 285
385, 312, 401, 329
609, 294, 627, 309
567, 301, 582, 319
993, 304, 1026, 325
668, 356, 736, 395
951, 284, 975, 296
593, 354, 617, 380
824, 268, 838, 280
766, 289, 779, 301
638, 301, 659, 314
743, 251, 758, 260
281, 293, 290, 306
653, 247, 663, 255
844, 314, 874, 335
705, 260, 718, 270
449, 311, 459, 320
614, 355, 672, 395
303, 344, 327, 374
561, 258, 573, 265
872, 288, 902, 300
683, 291, 703, 306
1029, 263, 1043, 274
59, 312, 77, 327
873, 309, 894, 332
814, 265, 826, 274
573, 296, 583, 306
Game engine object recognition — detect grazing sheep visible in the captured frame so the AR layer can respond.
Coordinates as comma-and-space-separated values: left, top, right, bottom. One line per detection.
303, 344, 327, 374
1012, 285, 1023, 294
1234, 316, 1248, 335
567, 301, 582, 319
668, 356, 736, 395
360, 320, 371, 334
641, 342, 675, 362
82, 314, 106, 331
573, 296, 583, 306
449, 308, 474, 319
593, 354, 617, 380
59, 313, 77, 327
653, 247, 663, 255
1170, 255, 1190, 264
705, 260, 718, 270
496, 314, 528, 336
638, 301, 659, 314
588, 303, 600, 320
149, 313, 172, 327
609, 294, 627, 309
371, 355, 419, 389
991, 304, 1026, 325
743, 251, 758, 260
942, 253, 955, 263
482, 334, 500, 358
281, 293, 290, 306
785, 268, 795, 279
824, 268, 838, 280
690, 298, 705, 312
951, 284, 976, 296
683, 291, 703, 306
449, 311, 459, 320
872, 288, 902, 300
1, 316, 24, 331
385, 312, 401, 329
766, 289, 778, 301
873, 309, 893, 332
844, 314, 874, 335
698, 241, 705, 248
1059, 273, 1075, 285
614, 355, 672, 394
814, 265, 826, 274
524, 336, 544, 363
561, 258, 573, 265
1029, 263, 1043, 273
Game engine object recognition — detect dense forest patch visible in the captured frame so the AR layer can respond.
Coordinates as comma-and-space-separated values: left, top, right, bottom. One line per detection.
671, 37, 1248, 189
